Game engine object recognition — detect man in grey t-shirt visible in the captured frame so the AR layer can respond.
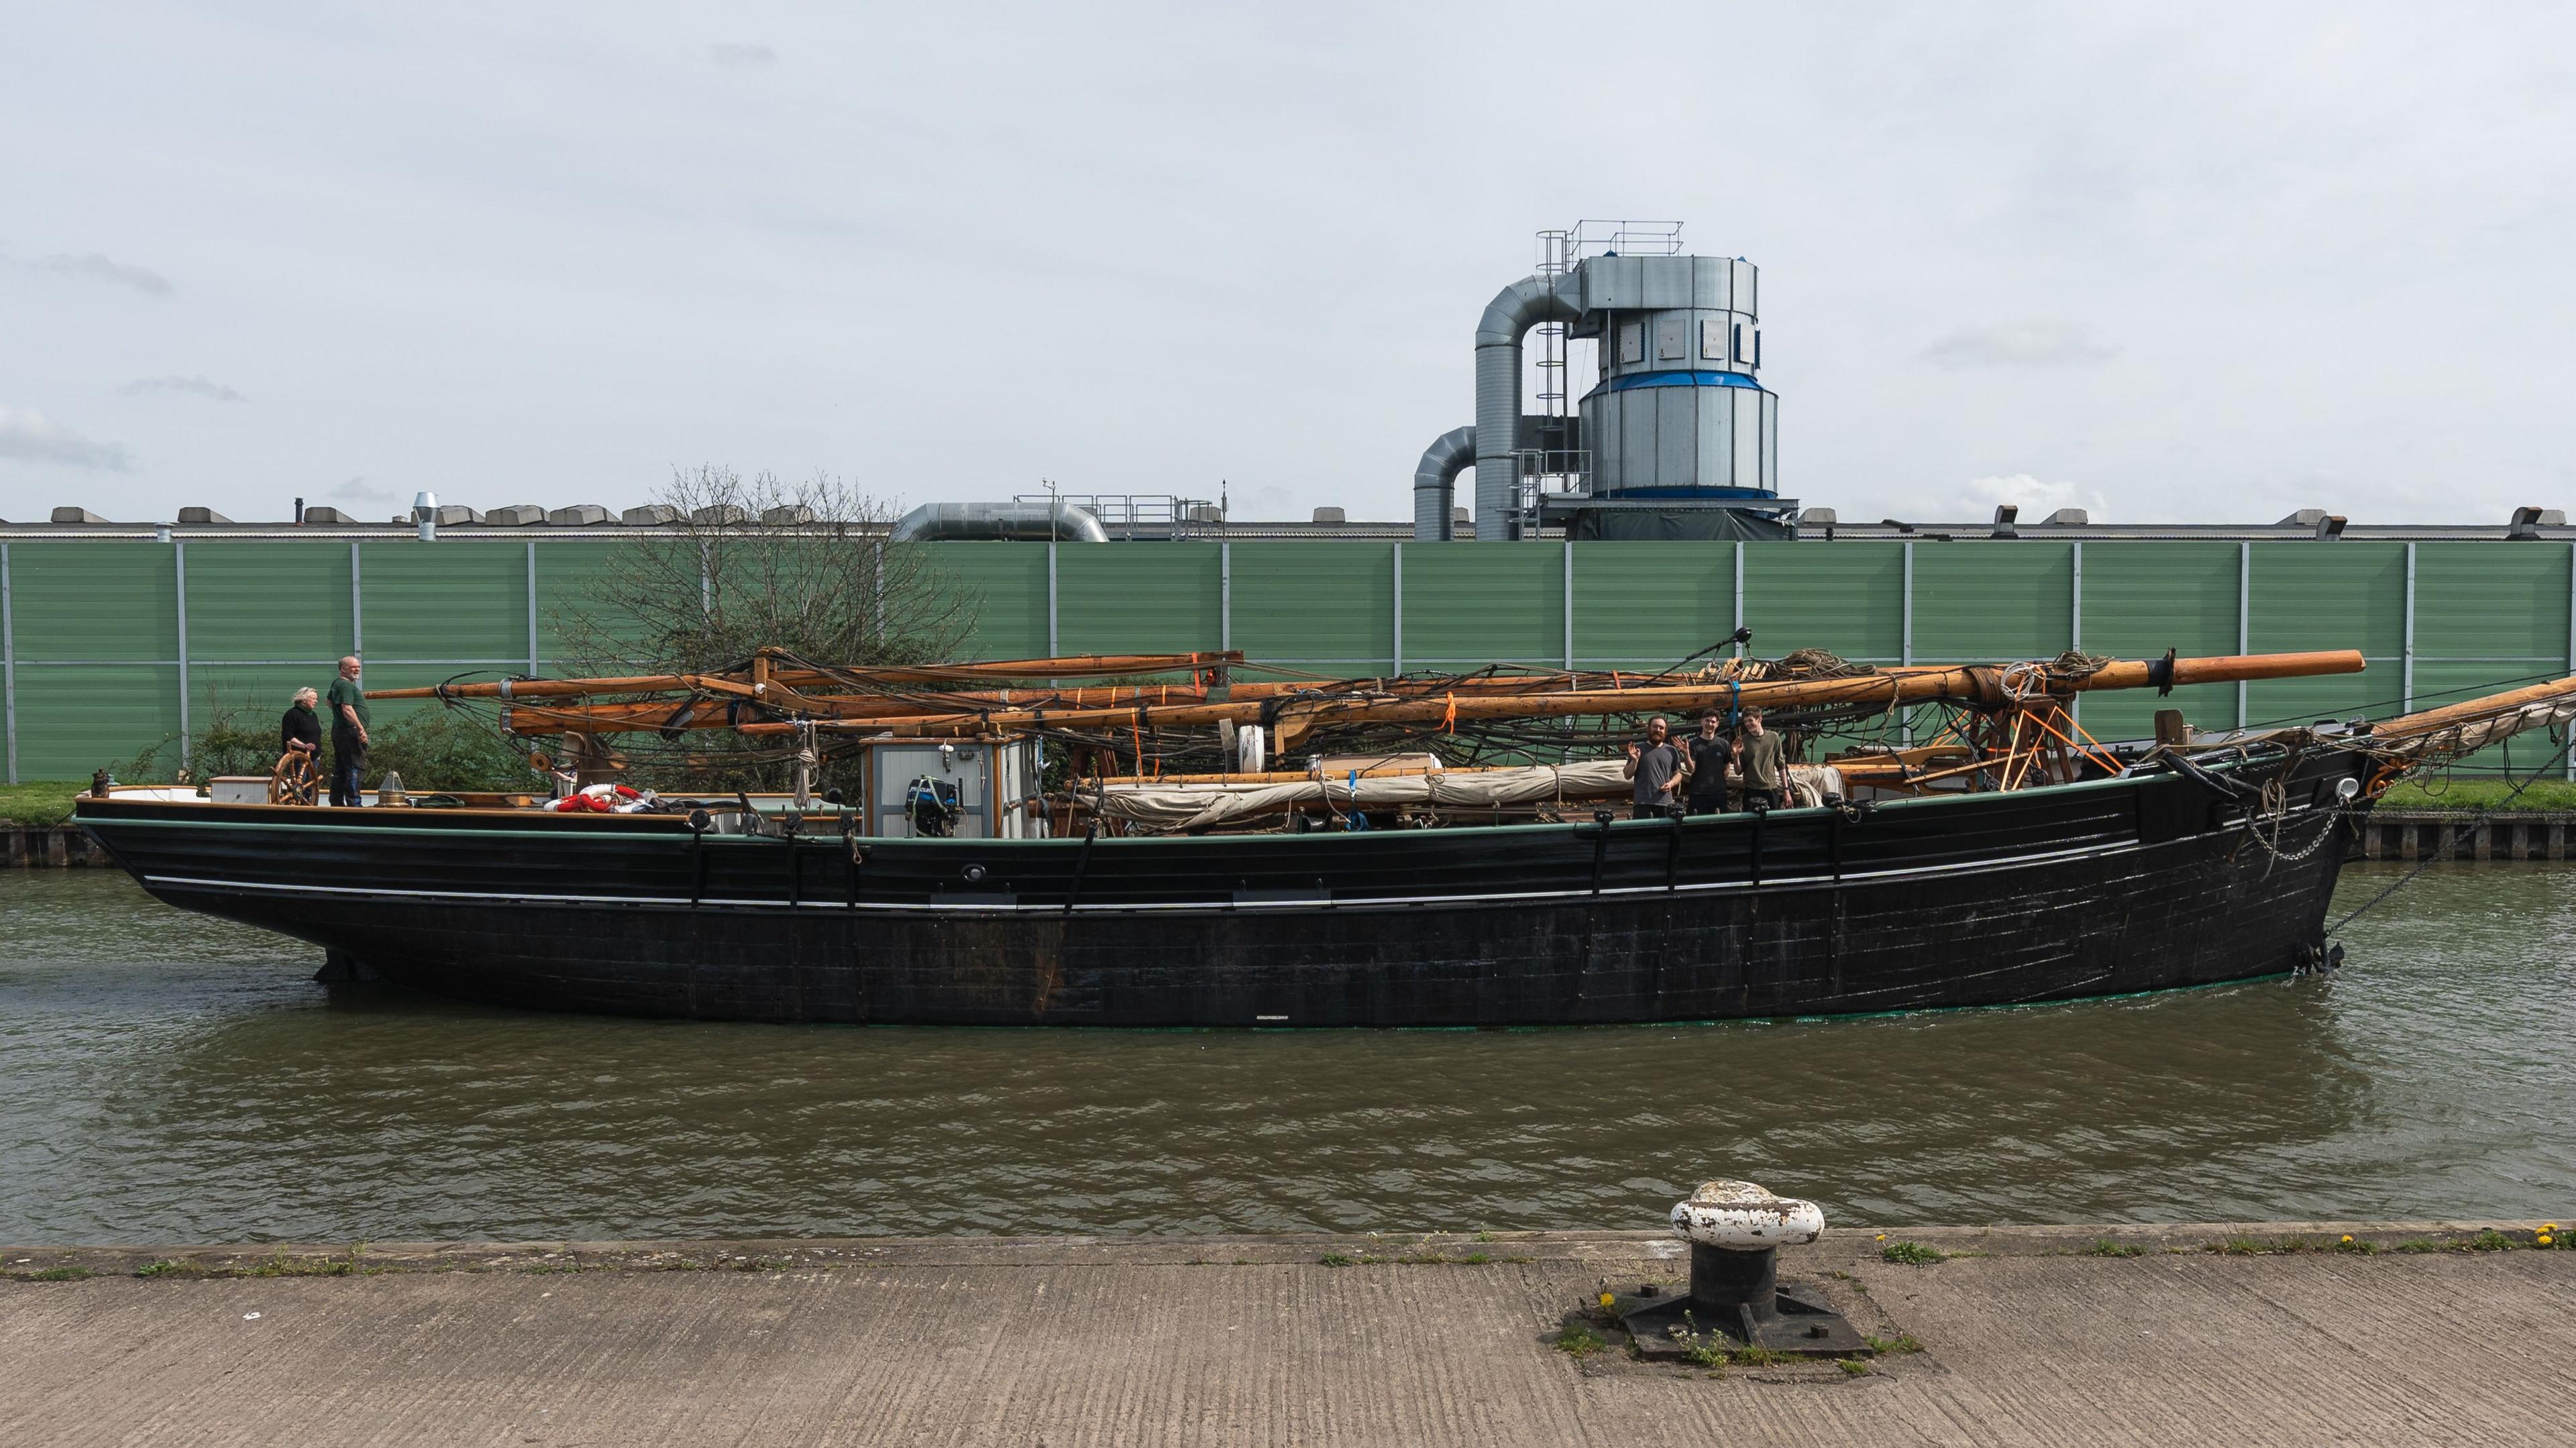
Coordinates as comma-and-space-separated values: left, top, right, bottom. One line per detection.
1623, 715, 1688, 820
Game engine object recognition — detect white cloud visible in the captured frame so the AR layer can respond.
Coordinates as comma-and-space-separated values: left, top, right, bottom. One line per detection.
36, 252, 173, 297
1958, 474, 2108, 523
121, 374, 246, 402
1921, 322, 2118, 370
0, 405, 132, 471
329, 476, 398, 504
706, 43, 776, 67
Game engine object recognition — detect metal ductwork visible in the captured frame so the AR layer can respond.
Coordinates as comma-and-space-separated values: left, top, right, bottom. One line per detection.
1412, 425, 1477, 541
890, 501, 1110, 543
1472, 274, 1580, 541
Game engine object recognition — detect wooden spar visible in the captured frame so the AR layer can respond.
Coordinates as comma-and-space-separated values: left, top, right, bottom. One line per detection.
730, 651, 2367, 749
364, 652, 1252, 701
2373, 674, 2576, 741
485, 673, 1601, 736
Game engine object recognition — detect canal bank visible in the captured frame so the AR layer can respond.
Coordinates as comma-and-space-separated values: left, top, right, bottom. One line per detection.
3, 1224, 2567, 1446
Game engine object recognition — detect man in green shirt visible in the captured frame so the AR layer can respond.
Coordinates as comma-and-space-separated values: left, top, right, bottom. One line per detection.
1735, 706, 1786, 812
325, 655, 371, 807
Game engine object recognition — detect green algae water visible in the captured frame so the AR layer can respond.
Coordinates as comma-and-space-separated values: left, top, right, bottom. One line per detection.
1, 865, 2567, 1243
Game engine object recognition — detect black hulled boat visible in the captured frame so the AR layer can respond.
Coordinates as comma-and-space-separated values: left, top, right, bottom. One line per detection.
76, 735, 2371, 1025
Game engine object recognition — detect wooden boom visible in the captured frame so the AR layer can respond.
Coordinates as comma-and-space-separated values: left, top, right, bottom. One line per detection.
727, 651, 2365, 750
365, 651, 1251, 702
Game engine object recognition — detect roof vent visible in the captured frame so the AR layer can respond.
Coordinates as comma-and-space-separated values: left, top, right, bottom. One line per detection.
432, 505, 483, 525
2315, 514, 2348, 541
299, 505, 356, 524
760, 504, 815, 526
547, 504, 610, 526
176, 506, 233, 525
2045, 507, 2088, 526
50, 507, 110, 524
1311, 506, 1346, 524
1990, 504, 2019, 539
2277, 508, 2328, 528
621, 504, 680, 526
1798, 507, 1837, 525
2509, 506, 2548, 541
484, 504, 547, 526
691, 504, 751, 526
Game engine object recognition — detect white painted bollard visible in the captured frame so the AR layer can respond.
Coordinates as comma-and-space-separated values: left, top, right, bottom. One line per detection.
1670, 1179, 1825, 1317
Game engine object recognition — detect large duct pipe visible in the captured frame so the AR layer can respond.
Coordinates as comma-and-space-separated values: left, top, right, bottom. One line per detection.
1473, 274, 1580, 541
890, 501, 1109, 543
1412, 425, 1476, 540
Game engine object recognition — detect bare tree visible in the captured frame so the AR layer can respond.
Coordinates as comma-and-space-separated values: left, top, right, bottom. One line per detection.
553, 466, 974, 678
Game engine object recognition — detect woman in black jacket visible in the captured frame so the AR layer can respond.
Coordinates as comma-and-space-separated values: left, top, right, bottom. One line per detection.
280, 687, 323, 759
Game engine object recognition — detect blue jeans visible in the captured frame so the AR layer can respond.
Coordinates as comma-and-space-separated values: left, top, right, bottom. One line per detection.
331, 740, 366, 807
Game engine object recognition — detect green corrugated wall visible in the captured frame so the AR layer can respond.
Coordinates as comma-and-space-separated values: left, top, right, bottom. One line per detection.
5, 536, 2569, 782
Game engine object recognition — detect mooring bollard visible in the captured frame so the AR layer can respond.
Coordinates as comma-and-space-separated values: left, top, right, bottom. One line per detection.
1670, 1178, 1825, 1321
1609, 1178, 1869, 1359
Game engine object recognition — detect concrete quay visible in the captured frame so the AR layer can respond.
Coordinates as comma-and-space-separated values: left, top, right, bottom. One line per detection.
3, 1221, 2570, 1447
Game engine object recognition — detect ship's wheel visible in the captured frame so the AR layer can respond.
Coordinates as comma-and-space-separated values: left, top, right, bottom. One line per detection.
269, 750, 319, 805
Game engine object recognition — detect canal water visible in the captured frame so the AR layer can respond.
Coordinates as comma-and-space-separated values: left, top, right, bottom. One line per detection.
1, 866, 2567, 1244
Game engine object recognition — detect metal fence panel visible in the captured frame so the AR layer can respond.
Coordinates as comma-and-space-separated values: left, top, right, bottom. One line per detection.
921, 544, 1049, 659
181, 543, 353, 663
13, 663, 177, 778
1227, 543, 1393, 671
1401, 545, 1564, 667
1742, 542, 1902, 664
9, 543, 177, 662
1910, 542, 2074, 663
1566, 541, 1737, 671
1056, 544, 1222, 656
2070, 542, 2240, 742
357, 542, 529, 666
534, 541, 645, 670
2412, 542, 2568, 662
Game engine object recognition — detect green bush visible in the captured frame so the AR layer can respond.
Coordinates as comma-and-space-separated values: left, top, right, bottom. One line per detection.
105, 699, 538, 795
366, 708, 542, 793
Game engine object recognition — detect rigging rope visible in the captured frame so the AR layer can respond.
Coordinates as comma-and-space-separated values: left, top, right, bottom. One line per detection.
2326, 732, 2576, 937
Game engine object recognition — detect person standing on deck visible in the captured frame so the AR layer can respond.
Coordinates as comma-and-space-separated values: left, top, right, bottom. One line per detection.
1623, 715, 1688, 820
1735, 706, 1786, 812
280, 687, 323, 762
326, 656, 371, 807
1681, 708, 1733, 816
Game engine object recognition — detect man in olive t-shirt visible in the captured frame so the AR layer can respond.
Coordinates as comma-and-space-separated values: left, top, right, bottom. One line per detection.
1735, 706, 1786, 812
326, 655, 370, 807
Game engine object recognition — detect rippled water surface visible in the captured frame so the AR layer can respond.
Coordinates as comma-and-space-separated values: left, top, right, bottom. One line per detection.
1, 866, 2569, 1243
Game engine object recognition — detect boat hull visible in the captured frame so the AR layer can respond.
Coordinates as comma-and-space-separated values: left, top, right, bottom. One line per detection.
74, 752, 2369, 1026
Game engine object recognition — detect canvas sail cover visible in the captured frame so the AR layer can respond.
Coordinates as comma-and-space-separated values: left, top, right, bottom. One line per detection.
1087, 760, 1843, 831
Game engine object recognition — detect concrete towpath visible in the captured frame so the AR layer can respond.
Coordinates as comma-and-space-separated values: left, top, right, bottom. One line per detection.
3, 1221, 2570, 1447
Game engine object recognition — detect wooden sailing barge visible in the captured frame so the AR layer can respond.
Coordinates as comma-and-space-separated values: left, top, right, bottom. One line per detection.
70, 642, 2576, 1026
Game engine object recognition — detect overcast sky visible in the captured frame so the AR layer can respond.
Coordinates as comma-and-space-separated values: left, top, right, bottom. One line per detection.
4, 1, 2571, 526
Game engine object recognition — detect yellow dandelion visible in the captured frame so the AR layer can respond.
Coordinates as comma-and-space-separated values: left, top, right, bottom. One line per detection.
2341, 1235, 2354, 1243
1875, 1233, 1886, 1241
2544, 1223, 2560, 1233
1599, 1291, 1615, 1307
2540, 1234, 2557, 1247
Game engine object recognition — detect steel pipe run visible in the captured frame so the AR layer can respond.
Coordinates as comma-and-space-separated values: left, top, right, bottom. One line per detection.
1473, 274, 1580, 541
1412, 425, 1477, 541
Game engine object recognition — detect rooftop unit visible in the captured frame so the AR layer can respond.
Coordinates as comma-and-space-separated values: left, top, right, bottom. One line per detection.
1414, 221, 1787, 542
